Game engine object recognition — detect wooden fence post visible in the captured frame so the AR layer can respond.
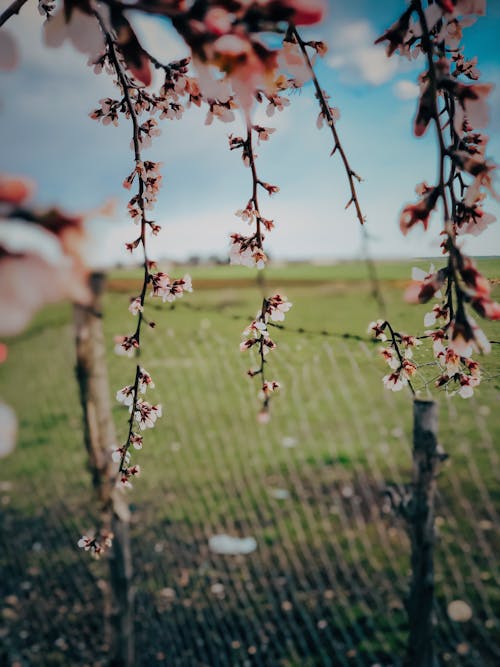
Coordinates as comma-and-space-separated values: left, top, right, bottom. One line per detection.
74, 272, 134, 667
405, 399, 443, 667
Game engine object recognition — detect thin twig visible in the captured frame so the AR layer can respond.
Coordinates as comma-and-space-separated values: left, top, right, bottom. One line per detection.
246, 123, 263, 250
0, 0, 29, 27
291, 26, 387, 317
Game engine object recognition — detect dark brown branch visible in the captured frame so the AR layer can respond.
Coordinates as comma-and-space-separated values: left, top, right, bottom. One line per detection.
414, 2, 450, 220
291, 26, 387, 317
94, 9, 150, 473
291, 27, 364, 226
0, 0, 28, 28
246, 123, 263, 250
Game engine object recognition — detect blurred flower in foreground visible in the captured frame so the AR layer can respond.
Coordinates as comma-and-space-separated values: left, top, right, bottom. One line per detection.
0, 174, 90, 336
0, 402, 17, 459
0, 174, 91, 456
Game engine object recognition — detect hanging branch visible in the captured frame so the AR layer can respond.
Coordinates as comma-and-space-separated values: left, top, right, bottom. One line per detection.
372, 0, 498, 400
290, 26, 387, 316
94, 9, 155, 484
230, 121, 292, 421
76, 8, 194, 556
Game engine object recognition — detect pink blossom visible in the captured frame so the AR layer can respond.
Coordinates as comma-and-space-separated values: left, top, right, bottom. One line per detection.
424, 304, 449, 327
282, 0, 326, 26
109, 11, 152, 86
260, 381, 281, 399
260, 181, 280, 196
413, 81, 436, 138
240, 339, 258, 352
448, 82, 492, 134
262, 336, 277, 355
375, 6, 413, 57
278, 41, 311, 87
77, 535, 94, 551
0, 226, 90, 336
77, 531, 113, 558
405, 265, 446, 304
38, 1, 56, 17
399, 187, 440, 235
134, 399, 162, 430
448, 314, 490, 357
471, 296, 500, 320
464, 358, 481, 379
119, 465, 141, 489
253, 125, 276, 143
229, 234, 267, 269
112, 447, 130, 465
114, 335, 139, 357
116, 385, 135, 407
458, 208, 495, 236
426, 329, 447, 357
451, 0, 486, 17
128, 297, 143, 316
266, 294, 293, 322
265, 92, 290, 117
458, 382, 474, 399
444, 348, 461, 375
150, 272, 192, 302
44, 7, 105, 58
401, 358, 418, 378
138, 368, 154, 393
235, 203, 256, 224
400, 334, 422, 359
0, 174, 35, 205
383, 371, 406, 392
367, 319, 387, 341
137, 119, 161, 150
130, 433, 144, 450
257, 409, 271, 424
208, 33, 277, 111
379, 347, 400, 370
204, 7, 233, 35
453, 152, 498, 203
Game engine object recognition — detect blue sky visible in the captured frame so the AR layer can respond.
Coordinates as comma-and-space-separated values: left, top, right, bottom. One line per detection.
1, 0, 499, 267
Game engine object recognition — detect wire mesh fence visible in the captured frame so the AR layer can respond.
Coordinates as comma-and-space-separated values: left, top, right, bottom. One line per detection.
0, 288, 499, 666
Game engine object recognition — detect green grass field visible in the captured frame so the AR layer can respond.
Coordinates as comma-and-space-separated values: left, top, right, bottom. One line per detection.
1, 260, 499, 666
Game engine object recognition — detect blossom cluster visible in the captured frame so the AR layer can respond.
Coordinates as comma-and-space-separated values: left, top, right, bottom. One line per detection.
33, 0, 327, 125
241, 294, 292, 422
372, 0, 498, 399
88, 56, 208, 130
228, 125, 279, 270
0, 174, 91, 458
0, 174, 90, 336
150, 272, 193, 303
77, 530, 114, 560
154, 0, 326, 109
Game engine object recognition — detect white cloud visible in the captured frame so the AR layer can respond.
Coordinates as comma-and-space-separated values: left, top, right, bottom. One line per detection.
393, 79, 420, 100
327, 20, 399, 86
